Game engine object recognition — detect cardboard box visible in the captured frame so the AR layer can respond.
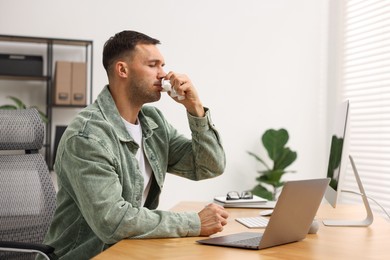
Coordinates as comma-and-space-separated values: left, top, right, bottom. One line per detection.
53, 61, 87, 106
53, 61, 72, 105
70, 62, 87, 106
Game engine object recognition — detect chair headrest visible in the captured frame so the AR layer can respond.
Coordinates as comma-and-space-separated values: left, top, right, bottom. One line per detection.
0, 108, 44, 151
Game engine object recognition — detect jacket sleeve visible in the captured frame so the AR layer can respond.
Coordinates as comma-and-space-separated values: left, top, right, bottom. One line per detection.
56, 134, 201, 244
165, 107, 226, 180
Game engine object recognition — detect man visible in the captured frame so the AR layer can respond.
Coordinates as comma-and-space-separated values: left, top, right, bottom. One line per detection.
42, 30, 229, 259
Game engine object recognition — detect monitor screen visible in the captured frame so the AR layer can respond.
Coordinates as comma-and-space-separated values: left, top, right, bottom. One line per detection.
324, 100, 350, 208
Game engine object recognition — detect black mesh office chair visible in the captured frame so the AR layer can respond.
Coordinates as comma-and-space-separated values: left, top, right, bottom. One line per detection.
0, 108, 56, 260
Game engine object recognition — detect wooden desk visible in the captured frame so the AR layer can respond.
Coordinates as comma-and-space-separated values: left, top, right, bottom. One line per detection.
93, 201, 390, 260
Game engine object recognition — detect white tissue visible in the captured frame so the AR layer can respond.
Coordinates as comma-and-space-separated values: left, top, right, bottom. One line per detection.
161, 79, 185, 100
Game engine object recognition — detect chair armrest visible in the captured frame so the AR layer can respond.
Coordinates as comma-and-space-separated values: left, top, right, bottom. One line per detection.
0, 240, 55, 257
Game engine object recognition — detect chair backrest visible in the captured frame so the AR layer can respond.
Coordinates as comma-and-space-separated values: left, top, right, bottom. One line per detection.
0, 109, 56, 260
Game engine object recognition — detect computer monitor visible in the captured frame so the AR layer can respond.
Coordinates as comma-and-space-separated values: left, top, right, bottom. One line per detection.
324, 100, 350, 208
323, 100, 373, 227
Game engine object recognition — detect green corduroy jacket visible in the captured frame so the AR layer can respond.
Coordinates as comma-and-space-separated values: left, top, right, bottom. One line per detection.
41, 85, 226, 260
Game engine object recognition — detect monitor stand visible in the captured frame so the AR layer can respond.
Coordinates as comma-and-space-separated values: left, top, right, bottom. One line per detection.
323, 155, 374, 227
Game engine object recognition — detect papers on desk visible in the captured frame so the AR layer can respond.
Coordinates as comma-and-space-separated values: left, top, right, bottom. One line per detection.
213, 195, 276, 208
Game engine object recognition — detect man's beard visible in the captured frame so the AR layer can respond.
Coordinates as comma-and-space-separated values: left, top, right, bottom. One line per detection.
129, 80, 161, 105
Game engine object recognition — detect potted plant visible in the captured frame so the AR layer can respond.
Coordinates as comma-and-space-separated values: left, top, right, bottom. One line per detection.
0, 96, 48, 123
247, 128, 297, 200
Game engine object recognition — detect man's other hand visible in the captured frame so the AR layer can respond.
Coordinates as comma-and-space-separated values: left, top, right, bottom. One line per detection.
198, 203, 229, 236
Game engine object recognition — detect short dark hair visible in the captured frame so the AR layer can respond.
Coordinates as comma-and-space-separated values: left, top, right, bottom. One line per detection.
102, 30, 160, 74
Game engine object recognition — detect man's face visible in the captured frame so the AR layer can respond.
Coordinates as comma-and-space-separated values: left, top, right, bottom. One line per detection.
126, 44, 166, 105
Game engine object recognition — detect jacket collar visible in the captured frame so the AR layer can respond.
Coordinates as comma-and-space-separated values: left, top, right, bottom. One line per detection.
96, 85, 158, 142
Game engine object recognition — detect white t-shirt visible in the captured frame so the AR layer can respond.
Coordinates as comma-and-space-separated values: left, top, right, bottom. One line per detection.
122, 118, 153, 206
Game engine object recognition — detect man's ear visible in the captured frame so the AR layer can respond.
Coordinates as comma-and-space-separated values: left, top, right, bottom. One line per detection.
116, 61, 128, 78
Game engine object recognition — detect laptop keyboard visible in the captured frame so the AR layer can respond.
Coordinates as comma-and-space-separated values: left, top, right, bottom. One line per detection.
235, 216, 269, 228
221, 234, 263, 249
231, 235, 262, 247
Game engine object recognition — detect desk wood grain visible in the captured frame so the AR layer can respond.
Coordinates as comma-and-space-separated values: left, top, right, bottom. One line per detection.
93, 201, 390, 260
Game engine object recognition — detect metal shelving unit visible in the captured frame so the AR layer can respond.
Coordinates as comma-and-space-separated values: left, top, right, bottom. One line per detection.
0, 34, 93, 169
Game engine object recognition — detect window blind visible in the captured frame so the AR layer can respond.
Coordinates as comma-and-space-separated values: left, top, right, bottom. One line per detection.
340, 0, 390, 219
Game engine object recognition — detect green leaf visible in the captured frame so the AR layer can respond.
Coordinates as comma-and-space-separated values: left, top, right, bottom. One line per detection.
251, 184, 273, 200
262, 128, 289, 161
257, 169, 284, 187
0, 105, 17, 109
30, 106, 49, 123
38, 110, 49, 123
7, 96, 26, 109
273, 147, 297, 170
247, 151, 270, 170
261, 128, 297, 170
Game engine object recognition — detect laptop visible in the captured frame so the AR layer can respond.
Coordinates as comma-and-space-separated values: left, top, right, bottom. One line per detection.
197, 178, 330, 250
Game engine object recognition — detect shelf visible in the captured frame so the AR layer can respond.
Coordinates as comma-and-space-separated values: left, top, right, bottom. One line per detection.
52, 104, 88, 108
0, 75, 49, 81
0, 34, 93, 170
0, 35, 92, 47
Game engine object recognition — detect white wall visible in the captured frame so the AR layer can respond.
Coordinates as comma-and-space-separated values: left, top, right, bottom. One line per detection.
0, 0, 330, 210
